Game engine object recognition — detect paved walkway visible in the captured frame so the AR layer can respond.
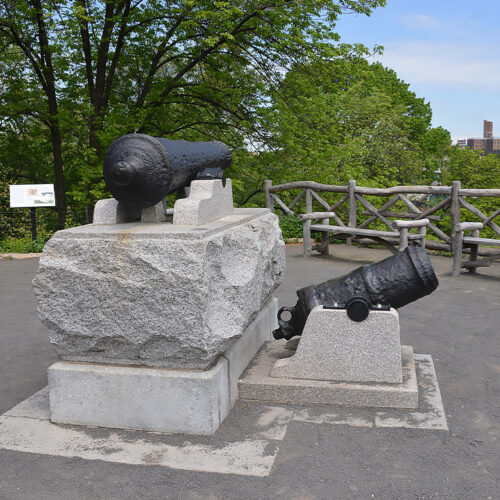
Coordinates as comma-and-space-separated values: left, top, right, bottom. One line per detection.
0, 245, 499, 499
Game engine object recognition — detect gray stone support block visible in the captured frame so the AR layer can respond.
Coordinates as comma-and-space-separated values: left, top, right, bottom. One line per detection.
93, 199, 141, 224
141, 199, 167, 223
173, 179, 233, 225
271, 306, 402, 384
48, 358, 229, 435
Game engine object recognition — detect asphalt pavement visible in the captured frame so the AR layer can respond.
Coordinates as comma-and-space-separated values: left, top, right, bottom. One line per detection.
0, 245, 499, 500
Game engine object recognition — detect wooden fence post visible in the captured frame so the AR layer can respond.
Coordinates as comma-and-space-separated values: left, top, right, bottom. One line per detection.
264, 180, 274, 212
303, 189, 313, 256
450, 180, 461, 254
347, 180, 357, 245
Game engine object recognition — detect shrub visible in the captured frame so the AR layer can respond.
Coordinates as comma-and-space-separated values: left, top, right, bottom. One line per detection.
278, 215, 303, 239
0, 232, 53, 253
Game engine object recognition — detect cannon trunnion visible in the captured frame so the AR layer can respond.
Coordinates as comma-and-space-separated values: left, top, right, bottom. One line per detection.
274, 245, 439, 340
103, 133, 232, 209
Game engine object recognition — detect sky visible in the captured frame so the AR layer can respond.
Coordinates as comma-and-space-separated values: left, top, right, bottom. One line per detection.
335, 0, 500, 143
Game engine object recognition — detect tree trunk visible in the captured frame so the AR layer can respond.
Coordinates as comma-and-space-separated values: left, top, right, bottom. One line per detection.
50, 124, 67, 229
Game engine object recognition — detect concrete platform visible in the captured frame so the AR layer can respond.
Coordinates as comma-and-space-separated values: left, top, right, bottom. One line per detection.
239, 343, 419, 408
0, 353, 446, 478
3, 245, 499, 499
271, 306, 403, 383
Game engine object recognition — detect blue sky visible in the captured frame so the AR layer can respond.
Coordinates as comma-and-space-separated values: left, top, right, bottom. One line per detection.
335, 0, 500, 142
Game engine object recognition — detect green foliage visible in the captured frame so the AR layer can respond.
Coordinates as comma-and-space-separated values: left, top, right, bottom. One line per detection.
0, 0, 386, 224
1, 0, 495, 253
0, 233, 52, 253
443, 147, 500, 239
251, 58, 440, 189
278, 215, 303, 239
446, 147, 500, 188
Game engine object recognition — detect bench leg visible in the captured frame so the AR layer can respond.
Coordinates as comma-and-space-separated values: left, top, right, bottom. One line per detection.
320, 219, 330, 255
398, 228, 409, 251
452, 231, 464, 276
418, 225, 427, 249
318, 235, 330, 255
303, 220, 312, 257
468, 229, 479, 273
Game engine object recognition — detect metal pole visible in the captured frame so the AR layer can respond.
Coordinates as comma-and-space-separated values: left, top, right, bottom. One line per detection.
30, 207, 37, 241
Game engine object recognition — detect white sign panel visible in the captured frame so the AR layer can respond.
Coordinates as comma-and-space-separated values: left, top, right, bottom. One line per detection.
9, 184, 56, 208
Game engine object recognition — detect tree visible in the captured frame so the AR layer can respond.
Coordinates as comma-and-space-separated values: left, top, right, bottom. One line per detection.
0, 0, 386, 227
444, 147, 500, 238
421, 126, 451, 179
446, 147, 500, 189
240, 56, 448, 202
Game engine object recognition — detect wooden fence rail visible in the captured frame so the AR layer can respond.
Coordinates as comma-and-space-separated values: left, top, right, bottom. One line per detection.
263, 180, 500, 275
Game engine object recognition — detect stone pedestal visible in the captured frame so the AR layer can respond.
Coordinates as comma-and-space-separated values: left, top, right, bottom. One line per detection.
34, 181, 285, 434
34, 208, 284, 370
239, 306, 418, 409
48, 298, 278, 435
271, 306, 402, 383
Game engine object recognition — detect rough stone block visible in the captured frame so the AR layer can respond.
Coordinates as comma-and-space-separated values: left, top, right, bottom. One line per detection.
271, 306, 402, 384
173, 179, 233, 225
33, 208, 285, 370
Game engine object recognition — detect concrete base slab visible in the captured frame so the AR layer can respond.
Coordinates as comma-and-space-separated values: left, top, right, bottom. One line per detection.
0, 354, 445, 477
292, 354, 448, 431
0, 389, 292, 477
239, 343, 418, 409
48, 298, 277, 436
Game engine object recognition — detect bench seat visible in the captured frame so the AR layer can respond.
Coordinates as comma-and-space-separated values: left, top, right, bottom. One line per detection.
462, 236, 500, 246
452, 222, 500, 276
310, 225, 423, 240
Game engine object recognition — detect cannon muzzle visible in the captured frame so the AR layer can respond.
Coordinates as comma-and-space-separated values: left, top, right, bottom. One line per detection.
274, 245, 439, 340
103, 134, 232, 208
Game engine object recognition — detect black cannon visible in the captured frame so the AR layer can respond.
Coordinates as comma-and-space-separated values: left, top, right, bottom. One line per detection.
103, 134, 232, 208
274, 245, 439, 340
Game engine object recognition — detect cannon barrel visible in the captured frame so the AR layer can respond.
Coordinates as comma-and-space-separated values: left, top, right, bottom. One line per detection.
103, 133, 232, 208
273, 245, 439, 340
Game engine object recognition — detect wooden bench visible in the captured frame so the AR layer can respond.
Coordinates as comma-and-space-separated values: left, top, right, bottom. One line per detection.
298, 211, 429, 256
452, 222, 500, 276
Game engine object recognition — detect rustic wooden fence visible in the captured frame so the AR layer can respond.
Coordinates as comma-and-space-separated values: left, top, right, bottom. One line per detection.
264, 180, 500, 273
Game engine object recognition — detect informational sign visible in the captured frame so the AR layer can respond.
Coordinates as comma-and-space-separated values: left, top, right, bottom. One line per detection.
9, 184, 56, 208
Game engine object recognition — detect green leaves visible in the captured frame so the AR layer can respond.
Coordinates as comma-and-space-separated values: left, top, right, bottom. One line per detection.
0, 0, 387, 223
252, 55, 444, 193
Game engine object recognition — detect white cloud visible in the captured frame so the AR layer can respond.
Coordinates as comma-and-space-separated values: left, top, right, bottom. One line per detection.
403, 13, 444, 31
375, 41, 500, 90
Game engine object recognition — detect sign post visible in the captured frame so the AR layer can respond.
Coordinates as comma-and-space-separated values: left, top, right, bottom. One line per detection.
9, 184, 56, 241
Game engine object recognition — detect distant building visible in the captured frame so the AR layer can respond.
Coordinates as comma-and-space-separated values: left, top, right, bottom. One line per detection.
484, 120, 493, 138
463, 120, 500, 156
